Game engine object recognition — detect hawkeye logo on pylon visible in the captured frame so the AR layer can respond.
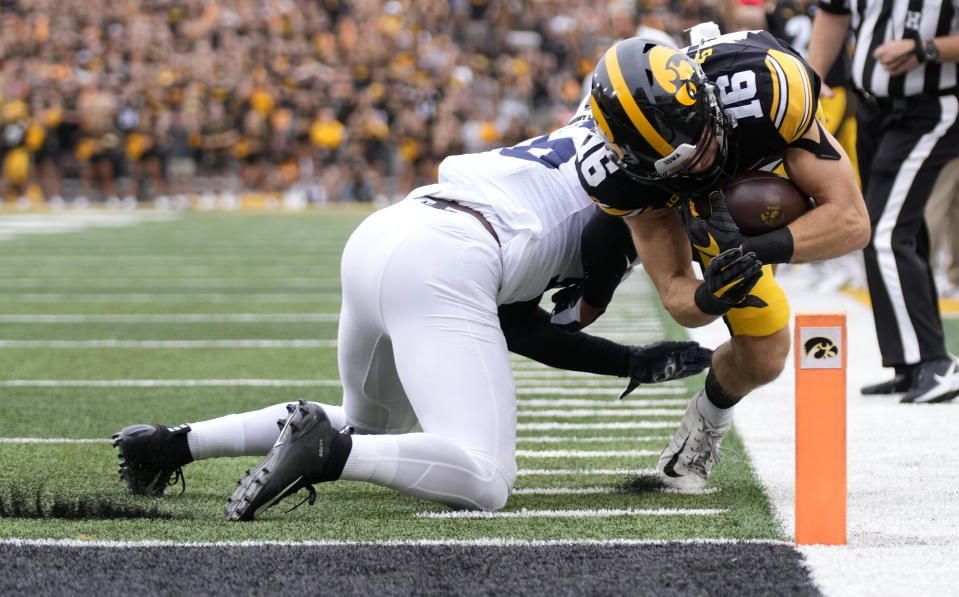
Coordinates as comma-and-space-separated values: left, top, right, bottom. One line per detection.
649, 47, 697, 106
804, 337, 838, 359
799, 326, 843, 369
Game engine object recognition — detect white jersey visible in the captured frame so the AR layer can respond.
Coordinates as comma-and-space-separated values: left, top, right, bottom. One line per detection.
406, 123, 597, 304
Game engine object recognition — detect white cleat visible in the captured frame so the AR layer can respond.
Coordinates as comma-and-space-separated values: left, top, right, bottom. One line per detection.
657, 389, 730, 491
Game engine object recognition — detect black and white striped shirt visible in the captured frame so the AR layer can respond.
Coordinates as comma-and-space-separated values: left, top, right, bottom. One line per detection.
818, 0, 959, 97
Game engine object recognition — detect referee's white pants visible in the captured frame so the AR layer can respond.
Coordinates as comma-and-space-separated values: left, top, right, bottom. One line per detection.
333, 198, 517, 511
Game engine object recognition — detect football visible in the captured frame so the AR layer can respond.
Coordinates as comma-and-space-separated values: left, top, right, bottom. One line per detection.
719, 171, 814, 236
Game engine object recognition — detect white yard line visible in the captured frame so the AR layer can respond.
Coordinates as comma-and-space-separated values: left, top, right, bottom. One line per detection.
515, 449, 659, 458
0, 340, 337, 348
1, 293, 343, 303
0, 438, 110, 443
516, 388, 685, 396
688, 266, 959, 597
512, 486, 721, 495
516, 436, 672, 443
517, 422, 677, 430
0, 379, 342, 387
516, 408, 682, 417
414, 508, 726, 519
0, 314, 339, 323
517, 468, 655, 476
517, 398, 687, 407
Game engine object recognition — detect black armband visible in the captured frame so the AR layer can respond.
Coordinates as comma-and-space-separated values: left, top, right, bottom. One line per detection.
741, 226, 794, 264
581, 210, 636, 309
790, 121, 840, 160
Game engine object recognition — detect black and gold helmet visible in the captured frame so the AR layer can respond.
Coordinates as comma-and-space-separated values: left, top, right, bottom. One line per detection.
589, 37, 733, 194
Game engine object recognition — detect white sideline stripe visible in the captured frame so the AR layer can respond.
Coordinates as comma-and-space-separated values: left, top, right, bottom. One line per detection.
517, 468, 656, 476
0, 379, 342, 387
517, 422, 676, 430
517, 408, 682, 417
414, 508, 727, 519
0, 437, 109, 444
0, 538, 790, 548
518, 398, 687, 407
517, 435, 671, 443
0, 340, 337, 348
0, 314, 339, 323
517, 388, 685, 396
516, 449, 658, 458
4, 293, 343, 303
512, 486, 721, 495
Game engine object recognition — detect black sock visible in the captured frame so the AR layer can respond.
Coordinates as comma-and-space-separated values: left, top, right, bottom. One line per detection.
168, 425, 194, 466
704, 368, 745, 410
324, 431, 353, 482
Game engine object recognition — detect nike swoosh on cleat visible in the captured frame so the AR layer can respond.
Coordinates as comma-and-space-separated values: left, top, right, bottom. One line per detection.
253, 475, 304, 518
663, 437, 689, 478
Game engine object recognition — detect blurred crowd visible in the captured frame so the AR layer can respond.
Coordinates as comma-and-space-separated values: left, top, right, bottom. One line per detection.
0, 0, 724, 204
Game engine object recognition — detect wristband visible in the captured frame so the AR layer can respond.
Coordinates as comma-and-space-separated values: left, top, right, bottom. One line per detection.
741, 226, 794, 264
915, 36, 926, 63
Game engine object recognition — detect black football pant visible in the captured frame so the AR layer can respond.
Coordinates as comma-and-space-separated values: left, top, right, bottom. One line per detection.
857, 93, 959, 367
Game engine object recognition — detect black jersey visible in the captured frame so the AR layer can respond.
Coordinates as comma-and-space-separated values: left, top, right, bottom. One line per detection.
576, 30, 821, 216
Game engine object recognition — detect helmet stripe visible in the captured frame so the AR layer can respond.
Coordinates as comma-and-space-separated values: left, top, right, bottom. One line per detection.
604, 45, 674, 157
589, 95, 615, 142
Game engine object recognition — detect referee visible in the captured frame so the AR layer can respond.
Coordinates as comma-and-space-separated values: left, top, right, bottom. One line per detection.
809, 0, 959, 403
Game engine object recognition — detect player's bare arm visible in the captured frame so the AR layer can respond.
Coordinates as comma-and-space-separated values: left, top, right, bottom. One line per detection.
782, 123, 869, 263
626, 208, 715, 328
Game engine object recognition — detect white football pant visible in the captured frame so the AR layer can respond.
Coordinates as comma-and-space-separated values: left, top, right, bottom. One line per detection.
189, 199, 517, 510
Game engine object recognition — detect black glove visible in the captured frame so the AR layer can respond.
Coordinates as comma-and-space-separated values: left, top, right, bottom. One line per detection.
620, 340, 713, 399
681, 190, 745, 260
694, 247, 768, 315
550, 282, 595, 332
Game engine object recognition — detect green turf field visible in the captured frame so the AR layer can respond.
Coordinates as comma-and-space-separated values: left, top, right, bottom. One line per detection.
0, 210, 783, 544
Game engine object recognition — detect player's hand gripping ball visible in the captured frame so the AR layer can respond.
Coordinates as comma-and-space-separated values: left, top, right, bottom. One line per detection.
712, 171, 814, 236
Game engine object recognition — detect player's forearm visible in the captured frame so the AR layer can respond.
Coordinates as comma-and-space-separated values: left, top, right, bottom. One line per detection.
660, 275, 721, 328
784, 130, 870, 263
786, 197, 868, 262
498, 302, 630, 375
808, 11, 851, 79
626, 210, 718, 328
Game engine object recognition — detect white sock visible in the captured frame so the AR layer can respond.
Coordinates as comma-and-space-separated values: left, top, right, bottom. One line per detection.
695, 389, 734, 428
186, 402, 348, 460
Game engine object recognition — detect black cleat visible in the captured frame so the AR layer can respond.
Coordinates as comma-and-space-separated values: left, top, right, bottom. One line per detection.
861, 371, 915, 395
224, 400, 352, 522
900, 357, 959, 404
112, 424, 193, 496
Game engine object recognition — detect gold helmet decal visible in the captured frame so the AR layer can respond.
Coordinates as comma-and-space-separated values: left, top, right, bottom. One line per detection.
649, 46, 697, 106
